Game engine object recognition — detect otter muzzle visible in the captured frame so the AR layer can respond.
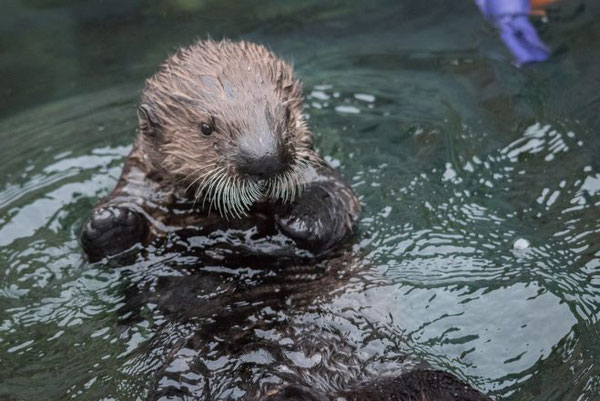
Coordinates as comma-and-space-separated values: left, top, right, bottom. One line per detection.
236, 132, 290, 179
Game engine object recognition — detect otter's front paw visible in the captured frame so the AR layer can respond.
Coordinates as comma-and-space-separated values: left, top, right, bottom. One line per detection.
276, 185, 355, 254
81, 206, 147, 261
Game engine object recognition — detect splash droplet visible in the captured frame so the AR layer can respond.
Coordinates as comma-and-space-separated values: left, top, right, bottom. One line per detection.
513, 238, 530, 250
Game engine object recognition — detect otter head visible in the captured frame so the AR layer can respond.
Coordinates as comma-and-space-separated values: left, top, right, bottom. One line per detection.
137, 40, 318, 218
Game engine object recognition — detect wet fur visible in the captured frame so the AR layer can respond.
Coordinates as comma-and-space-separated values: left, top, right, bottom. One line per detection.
138, 40, 315, 217
82, 39, 359, 261
264, 370, 491, 401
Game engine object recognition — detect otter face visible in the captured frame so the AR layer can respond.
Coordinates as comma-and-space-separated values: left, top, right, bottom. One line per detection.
137, 40, 318, 218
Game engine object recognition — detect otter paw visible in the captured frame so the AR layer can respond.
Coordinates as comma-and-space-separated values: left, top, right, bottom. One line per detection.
81, 206, 147, 261
276, 185, 351, 254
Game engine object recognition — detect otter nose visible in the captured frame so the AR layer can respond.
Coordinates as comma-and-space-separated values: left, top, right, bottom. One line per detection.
238, 153, 285, 179
237, 133, 289, 179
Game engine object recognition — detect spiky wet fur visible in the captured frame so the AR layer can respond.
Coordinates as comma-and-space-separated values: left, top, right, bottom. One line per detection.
136, 39, 320, 218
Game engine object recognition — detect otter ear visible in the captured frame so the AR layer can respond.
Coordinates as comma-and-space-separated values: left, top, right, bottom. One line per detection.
137, 104, 160, 136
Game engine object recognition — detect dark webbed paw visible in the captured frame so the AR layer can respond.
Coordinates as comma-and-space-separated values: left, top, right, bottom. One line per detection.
81, 206, 147, 261
276, 183, 358, 254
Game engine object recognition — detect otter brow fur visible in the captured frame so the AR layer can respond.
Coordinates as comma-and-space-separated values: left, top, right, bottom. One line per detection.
136, 39, 321, 219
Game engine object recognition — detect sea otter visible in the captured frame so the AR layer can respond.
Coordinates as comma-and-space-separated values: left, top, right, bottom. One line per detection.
82, 39, 491, 401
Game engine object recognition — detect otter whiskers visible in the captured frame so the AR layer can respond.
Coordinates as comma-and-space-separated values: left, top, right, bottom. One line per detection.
190, 158, 311, 219
264, 157, 309, 204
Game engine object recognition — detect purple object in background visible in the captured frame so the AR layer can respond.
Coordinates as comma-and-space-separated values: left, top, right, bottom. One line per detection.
476, 0, 550, 64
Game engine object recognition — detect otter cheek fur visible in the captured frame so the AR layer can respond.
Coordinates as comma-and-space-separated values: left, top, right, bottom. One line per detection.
80, 39, 360, 262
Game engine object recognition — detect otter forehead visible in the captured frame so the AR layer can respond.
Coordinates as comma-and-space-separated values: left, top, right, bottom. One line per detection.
144, 40, 302, 121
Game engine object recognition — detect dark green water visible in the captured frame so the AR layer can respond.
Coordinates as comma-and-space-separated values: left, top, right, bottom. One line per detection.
1, 0, 600, 400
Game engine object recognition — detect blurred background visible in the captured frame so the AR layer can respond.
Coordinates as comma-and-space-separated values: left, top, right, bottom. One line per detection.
1, 1, 600, 400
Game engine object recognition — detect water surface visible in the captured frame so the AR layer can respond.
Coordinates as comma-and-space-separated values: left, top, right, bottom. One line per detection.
1, 0, 600, 400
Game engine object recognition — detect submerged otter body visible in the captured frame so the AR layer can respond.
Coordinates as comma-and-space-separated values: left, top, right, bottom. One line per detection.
122, 253, 491, 401
81, 40, 490, 401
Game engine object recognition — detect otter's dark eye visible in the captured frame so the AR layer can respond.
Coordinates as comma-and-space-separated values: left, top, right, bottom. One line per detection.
200, 122, 214, 136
